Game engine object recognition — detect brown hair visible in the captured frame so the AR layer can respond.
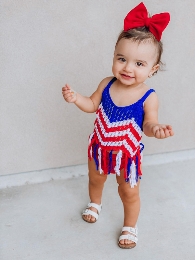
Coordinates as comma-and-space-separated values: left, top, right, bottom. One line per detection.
116, 27, 164, 72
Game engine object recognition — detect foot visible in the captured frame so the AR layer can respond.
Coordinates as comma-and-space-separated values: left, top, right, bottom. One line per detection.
118, 226, 138, 249
118, 231, 136, 248
82, 202, 102, 223
82, 206, 98, 223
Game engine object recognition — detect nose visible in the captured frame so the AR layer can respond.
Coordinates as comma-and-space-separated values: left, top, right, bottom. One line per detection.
124, 62, 133, 72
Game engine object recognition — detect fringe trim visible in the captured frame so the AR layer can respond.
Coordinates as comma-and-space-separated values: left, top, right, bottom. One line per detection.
126, 158, 132, 182
114, 150, 123, 176
124, 153, 128, 180
88, 137, 144, 187
103, 149, 107, 174
108, 150, 113, 174
130, 160, 137, 188
94, 144, 99, 171
88, 133, 94, 159
98, 147, 103, 174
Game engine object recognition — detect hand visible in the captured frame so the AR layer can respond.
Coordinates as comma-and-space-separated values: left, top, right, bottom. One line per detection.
62, 84, 77, 103
152, 124, 174, 139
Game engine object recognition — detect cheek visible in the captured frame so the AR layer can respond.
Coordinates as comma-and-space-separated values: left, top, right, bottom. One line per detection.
112, 64, 115, 73
112, 62, 117, 73
111, 66, 115, 76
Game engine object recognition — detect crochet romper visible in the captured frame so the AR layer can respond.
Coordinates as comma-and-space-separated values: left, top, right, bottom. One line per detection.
88, 77, 155, 187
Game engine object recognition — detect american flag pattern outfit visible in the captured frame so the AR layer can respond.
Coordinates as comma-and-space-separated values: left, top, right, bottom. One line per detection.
88, 77, 155, 187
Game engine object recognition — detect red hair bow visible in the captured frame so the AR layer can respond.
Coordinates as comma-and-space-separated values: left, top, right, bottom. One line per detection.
124, 2, 170, 41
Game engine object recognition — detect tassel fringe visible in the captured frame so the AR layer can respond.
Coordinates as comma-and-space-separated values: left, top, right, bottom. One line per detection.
88, 138, 144, 187
114, 150, 122, 176
98, 147, 103, 174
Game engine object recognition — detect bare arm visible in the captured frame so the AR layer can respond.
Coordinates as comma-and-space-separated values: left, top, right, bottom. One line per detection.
62, 77, 112, 113
143, 92, 174, 139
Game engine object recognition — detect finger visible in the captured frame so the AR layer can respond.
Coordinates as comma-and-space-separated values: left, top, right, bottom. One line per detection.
62, 84, 71, 91
62, 86, 67, 91
164, 128, 170, 137
63, 93, 75, 102
63, 88, 76, 95
165, 125, 172, 130
165, 125, 174, 136
62, 87, 70, 92
63, 91, 77, 103
64, 95, 74, 102
159, 124, 167, 129
169, 130, 174, 136
152, 125, 160, 135
62, 90, 70, 97
159, 128, 166, 139
63, 92, 72, 99
154, 129, 161, 138
65, 84, 71, 89
62, 87, 76, 98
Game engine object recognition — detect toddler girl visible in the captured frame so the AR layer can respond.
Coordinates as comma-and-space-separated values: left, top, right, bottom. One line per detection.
62, 2, 174, 249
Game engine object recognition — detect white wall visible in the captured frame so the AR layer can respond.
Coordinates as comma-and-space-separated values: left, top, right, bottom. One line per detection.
1, 0, 195, 176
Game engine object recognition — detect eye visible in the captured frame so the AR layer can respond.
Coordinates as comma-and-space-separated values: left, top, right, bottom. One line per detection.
136, 62, 143, 67
118, 57, 126, 62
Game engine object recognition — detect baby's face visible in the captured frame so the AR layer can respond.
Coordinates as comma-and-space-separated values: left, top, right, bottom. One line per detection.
112, 38, 159, 86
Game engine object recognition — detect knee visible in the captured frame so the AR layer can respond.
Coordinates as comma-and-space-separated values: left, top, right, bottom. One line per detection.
118, 183, 139, 203
89, 172, 107, 186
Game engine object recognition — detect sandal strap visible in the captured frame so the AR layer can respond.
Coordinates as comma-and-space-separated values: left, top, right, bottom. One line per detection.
87, 202, 102, 214
122, 226, 138, 236
82, 202, 102, 221
119, 234, 138, 244
119, 226, 138, 244
82, 209, 99, 220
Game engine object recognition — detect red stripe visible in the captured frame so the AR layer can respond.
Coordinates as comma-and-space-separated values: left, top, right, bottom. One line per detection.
95, 122, 137, 151
137, 150, 142, 176
103, 149, 107, 174
98, 108, 141, 141
95, 115, 142, 153
98, 107, 141, 133
124, 153, 128, 179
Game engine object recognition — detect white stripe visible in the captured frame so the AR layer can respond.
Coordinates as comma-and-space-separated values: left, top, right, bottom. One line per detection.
98, 104, 142, 136
88, 132, 94, 144
88, 133, 94, 158
98, 147, 103, 174
96, 113, 141, 147
130, 161, 137, 188
114, 150, 123, 176
94, 124, 137, 157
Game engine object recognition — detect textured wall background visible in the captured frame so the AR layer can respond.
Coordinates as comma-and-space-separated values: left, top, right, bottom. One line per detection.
1, 0, 195, 176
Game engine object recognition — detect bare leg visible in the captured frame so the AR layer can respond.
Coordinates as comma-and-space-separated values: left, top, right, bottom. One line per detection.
116, 170, 140, 246
82, 158, 107, 223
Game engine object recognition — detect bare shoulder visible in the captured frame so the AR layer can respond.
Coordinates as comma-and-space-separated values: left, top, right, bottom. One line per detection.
143, 85, 158, 105
97, 76, 114, 92
89, 76, 114, 111
142, 88, 159, 125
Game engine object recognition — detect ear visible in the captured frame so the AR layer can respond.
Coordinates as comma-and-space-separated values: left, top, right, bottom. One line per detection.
149, 64, 160, 77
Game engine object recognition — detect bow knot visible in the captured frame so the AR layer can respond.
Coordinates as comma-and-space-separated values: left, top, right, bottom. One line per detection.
144, 17, 151, 28
124, 2, 170, 41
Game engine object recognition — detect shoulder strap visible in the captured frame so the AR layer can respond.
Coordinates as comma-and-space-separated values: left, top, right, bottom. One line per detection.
141, 89, 155, 103
101, 77, 117, 101
106, 77, 117, 89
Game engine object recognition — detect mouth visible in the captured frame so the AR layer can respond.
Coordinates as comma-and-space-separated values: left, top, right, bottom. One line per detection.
121, 74, 134, 79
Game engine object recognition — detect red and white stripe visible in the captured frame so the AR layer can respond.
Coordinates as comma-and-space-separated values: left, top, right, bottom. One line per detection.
93, 104, 142, 157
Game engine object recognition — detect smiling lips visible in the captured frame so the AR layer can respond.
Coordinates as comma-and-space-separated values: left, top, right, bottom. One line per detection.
121, 74, 134, 79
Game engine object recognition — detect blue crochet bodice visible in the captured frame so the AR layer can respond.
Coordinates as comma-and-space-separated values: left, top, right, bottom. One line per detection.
101, 77, 155, 130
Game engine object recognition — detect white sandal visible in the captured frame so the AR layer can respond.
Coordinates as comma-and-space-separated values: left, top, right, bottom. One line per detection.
118, 226, 138, 249
82, 202, 102, 223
